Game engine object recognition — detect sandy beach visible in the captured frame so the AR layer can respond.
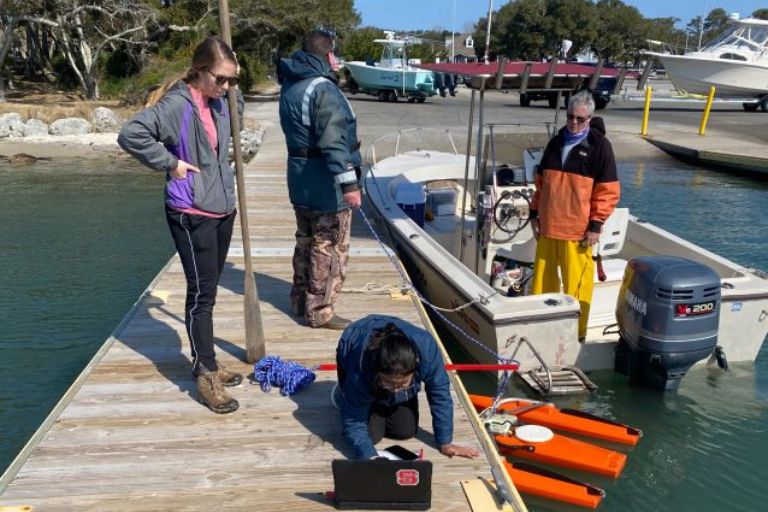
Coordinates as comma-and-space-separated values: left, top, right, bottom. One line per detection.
0, 133, 125, 160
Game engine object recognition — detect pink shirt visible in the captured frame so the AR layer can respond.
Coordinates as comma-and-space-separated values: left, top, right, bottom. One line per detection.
176, 85, 228, 219
189, 85, 218, 154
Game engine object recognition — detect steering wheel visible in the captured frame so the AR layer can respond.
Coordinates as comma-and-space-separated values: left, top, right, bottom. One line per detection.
493, 190, 531, 235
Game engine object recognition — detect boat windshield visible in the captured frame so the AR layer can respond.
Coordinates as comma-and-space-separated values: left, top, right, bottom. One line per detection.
706, 23, 768, 53
379, 42, 407, 68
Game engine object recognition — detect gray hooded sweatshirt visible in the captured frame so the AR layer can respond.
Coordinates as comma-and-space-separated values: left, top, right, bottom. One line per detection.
118, 81, 242, 214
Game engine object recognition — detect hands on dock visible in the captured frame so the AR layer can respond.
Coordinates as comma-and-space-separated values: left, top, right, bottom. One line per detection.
440, 443, 481, 459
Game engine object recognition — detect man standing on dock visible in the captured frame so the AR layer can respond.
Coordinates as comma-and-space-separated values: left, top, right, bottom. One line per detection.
278, 30, 362, 331
529, 90, 620, 342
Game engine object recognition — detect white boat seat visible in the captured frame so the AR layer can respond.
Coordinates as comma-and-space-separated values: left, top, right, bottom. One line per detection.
590, 258, 627, 327
599, 208, 629, 257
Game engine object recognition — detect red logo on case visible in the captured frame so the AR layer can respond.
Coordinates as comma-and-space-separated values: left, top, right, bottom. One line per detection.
396, 469, 420, 486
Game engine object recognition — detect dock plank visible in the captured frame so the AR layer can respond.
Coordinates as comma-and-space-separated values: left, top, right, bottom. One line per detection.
0, 106, 493, 510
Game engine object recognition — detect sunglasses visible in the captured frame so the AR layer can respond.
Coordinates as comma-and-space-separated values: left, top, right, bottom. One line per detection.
567, 114, 590, 123
207, 70, 239, 87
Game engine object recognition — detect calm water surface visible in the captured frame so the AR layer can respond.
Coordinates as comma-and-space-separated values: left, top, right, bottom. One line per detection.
1, 158, 767, 512
0, 159, 172, 474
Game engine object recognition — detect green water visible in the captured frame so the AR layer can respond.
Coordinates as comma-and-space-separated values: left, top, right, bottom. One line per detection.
0, 159, 172, 474
1, 158, 767, 511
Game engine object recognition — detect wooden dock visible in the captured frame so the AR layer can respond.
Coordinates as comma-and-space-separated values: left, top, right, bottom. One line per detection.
0, 106, 498, 510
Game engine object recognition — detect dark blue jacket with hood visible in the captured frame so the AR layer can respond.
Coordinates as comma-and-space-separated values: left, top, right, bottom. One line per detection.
278, 50, 361, 213
335, 315, 454, 460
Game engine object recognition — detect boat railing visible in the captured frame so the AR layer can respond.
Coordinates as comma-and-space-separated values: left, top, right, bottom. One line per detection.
363, 127, 460, 168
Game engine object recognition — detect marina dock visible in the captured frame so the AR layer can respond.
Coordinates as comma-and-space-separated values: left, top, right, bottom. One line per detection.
644, 131, 768, 177
0, 103, 496, 510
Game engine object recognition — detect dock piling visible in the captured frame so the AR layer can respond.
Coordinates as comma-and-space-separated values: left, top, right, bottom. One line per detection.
641, 86, 652, 136
698, 86, 717, 136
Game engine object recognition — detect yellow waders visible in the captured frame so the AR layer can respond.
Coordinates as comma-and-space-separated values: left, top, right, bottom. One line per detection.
531, 237, 594, 339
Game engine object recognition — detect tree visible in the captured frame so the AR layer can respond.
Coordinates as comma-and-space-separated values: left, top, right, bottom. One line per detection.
53, 1, 156, 99
641, 16, 685, 55
481, 0, 596, 62
686, 15, 703, 51
540, 0, 597, 59
231, 0, 359, 59
340, 26, 385, 62
592, 0, 646, 63
752, 9, 768, 20
475, 0, 548, 61
702, 8, 728, 45
0, 0, 59, 101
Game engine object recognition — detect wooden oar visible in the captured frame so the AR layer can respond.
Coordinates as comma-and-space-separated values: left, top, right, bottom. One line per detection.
218, 0, 266, 362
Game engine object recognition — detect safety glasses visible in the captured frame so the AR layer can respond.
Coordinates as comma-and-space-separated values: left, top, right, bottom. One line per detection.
207, 69, 239, 87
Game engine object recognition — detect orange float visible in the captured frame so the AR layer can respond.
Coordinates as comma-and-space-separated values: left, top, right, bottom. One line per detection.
505, 460, 604, 509
470, 394, 642, 446
494, 425, 627, 478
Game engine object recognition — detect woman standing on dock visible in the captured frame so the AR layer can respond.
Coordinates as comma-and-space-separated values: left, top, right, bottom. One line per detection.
118, 37, 243, 415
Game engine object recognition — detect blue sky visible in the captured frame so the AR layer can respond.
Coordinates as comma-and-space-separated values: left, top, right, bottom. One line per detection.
354, 1, 766, 32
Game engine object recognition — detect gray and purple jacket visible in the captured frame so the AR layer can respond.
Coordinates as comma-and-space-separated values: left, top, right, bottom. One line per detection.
118, 82, 243, 214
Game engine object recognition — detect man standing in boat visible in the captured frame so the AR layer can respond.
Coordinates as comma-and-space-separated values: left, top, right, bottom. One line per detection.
335, 315, 480, 460
530, 90, 620, 342
278, 30, 362, 330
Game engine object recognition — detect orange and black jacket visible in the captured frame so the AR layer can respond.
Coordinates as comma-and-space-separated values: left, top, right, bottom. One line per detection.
530, 117, 620, 241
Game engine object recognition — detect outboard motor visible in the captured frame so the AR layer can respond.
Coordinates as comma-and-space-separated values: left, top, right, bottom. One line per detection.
615, 256, 721, 390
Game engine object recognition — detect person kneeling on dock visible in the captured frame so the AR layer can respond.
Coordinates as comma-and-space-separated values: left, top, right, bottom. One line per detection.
335, 315, 480, 460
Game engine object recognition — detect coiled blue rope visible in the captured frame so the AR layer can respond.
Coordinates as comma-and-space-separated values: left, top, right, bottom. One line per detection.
253, 356, 316, 396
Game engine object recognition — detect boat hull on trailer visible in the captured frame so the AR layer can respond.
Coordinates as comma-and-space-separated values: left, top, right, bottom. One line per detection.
366, 148, 768, 375
647, 53, 768, 97
346, 62, 436, 97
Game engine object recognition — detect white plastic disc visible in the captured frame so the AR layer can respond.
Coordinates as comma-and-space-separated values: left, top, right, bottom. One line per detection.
515, 424, 554, 443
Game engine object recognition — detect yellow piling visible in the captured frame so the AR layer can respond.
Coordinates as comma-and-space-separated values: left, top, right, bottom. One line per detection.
641, 86, 652, 136
698, 86, 716, 136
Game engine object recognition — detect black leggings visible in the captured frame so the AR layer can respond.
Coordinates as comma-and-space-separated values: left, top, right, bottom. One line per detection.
368, 397, 419, 444
165, 208, 236, 375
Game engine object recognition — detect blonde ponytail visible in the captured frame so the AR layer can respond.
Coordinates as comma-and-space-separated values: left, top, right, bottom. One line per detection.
144, 72, 187, 107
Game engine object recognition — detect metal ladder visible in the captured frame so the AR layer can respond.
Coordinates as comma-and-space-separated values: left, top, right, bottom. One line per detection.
509, 336, 598, 396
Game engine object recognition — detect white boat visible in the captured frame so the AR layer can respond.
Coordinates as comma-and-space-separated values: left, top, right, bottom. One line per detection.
363, 126, 768, 391
644, 17, 768, 109
345, 32, 437, 103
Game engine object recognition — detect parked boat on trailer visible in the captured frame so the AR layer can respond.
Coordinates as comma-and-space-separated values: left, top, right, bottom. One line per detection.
345, 31, 437, 103
642, 16, 768, 111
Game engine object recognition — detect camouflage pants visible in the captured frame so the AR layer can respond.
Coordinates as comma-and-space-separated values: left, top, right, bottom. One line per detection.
291, 207, 352, 327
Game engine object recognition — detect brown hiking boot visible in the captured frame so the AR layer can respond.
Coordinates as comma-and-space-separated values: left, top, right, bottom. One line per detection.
196, 371, 239, 414
217, 364, 243, 387
316, 315, 351, 331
